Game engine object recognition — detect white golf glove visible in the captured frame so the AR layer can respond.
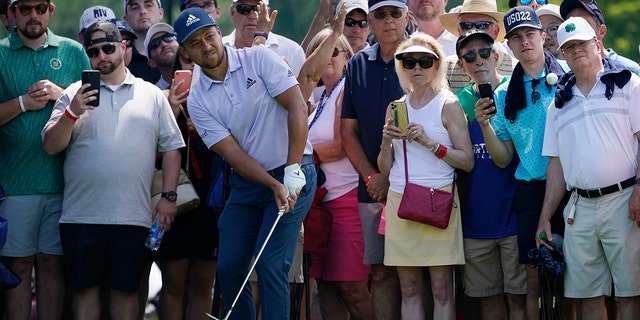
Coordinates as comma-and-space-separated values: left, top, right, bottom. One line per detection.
283, 163, 306, 194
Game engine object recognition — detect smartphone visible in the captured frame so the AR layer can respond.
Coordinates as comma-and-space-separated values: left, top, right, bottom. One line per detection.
478, 83, 495, 115
390, 100, 409, 136
174, 70, 192, 97
82, 70, 100, 107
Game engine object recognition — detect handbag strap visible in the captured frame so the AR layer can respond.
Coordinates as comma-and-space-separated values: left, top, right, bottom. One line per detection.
402, 139, 456, 192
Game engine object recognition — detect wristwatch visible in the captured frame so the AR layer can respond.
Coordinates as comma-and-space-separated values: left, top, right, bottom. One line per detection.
253, 31, 268, 40
161, 191, 178, 202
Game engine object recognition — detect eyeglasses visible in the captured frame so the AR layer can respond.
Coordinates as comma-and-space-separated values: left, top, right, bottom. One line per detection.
15, 3, 49, 16
86, 43, 118, 58
148, 33, 177, 52
123, 39, 133, 48
544, 26, 558, 37
234, 4, 257, 15
460, 48, 492, 63
187, 1, 217, 12
372, 9, 403, 20
531, 78, 541, 104
459, 21, 493, 31
401, 56, 436, 69
332, 48, 346, 57
345, 18, 369, 28
561, 39, 595, 54
520, 0, 547, 5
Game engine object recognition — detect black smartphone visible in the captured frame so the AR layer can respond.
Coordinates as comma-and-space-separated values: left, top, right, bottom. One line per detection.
82, 70, 100, 107
478, 83, 495, 115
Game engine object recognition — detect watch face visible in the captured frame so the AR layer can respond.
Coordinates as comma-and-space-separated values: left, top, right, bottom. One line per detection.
163, 191, 178, 202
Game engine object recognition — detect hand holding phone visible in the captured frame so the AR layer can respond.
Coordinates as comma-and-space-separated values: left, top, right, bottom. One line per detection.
390, 101, 409, 137
478, 83, 495, 115
174, 70, 192, 97
82, 70, 100, 107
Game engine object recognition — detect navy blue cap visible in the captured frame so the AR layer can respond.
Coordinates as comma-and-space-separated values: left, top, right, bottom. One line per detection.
560, 0, 604, 25
456, 30, 494, 56
368, 0, 407, 12
504, 6, 542, 38
109, 18, 137, 39
174, 7, 217, 44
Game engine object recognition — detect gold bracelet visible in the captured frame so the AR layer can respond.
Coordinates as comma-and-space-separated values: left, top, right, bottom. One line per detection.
428, 142, 440, 153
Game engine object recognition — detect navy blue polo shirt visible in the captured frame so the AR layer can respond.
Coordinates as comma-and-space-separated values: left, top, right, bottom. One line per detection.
341, 43, 404, 202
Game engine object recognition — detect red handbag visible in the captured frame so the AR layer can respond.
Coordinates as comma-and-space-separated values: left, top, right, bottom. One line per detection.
397, 140, 455, 229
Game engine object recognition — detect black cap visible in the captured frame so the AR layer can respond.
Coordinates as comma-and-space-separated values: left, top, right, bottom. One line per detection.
456, 30, 494, 57
83, 20, 122, 48
560, 0, 604, 25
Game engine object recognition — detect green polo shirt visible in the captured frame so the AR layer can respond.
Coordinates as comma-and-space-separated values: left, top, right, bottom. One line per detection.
0, 29, 91, 195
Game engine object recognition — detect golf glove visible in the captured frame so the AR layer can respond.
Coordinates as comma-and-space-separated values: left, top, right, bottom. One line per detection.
283, 163, 306, 194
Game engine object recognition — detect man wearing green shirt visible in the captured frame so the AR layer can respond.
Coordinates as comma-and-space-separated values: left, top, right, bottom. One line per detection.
0, 0, 90, 318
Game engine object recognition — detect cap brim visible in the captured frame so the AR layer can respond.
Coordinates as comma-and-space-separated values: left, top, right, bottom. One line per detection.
440, 11, 506, 42
558, 34, 594, 49
505, 24, 543, 38
395, 45, 439, 60
536, 8, 562, 20
369, 1, 407, 12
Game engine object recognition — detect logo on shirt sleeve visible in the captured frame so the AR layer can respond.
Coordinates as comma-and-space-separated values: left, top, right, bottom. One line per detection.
287, 69, 294, 78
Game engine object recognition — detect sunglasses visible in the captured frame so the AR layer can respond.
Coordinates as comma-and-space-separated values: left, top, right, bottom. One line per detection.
86, 43, 118, 58
345, 18, 368, 28
234, 4, 257, 15
531, 78, 541, 104
401, 56, 436, 69
332, 48, 346, 57
148, 33, 177, 52
520, 0, 546, 5
373, 9, 403, 20
460, 48, 492, 63
15, 3, 49, 16
459, 21, 493, 31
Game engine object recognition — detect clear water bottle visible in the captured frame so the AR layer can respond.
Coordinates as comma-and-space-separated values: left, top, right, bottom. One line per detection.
145, 217, 166, 251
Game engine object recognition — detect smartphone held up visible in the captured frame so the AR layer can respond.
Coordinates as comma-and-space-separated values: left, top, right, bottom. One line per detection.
390, 100, 409, 137
478, 83, 495, 116
82, 70, 100, 107
174, 70, 192, 97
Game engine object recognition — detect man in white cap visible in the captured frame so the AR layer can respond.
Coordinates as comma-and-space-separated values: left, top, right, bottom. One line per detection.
78, 5, 116, 43
0, 0, 91, 318
144, 22, 178, 90
124, 0, 163, 82
537, 16, 640, 319
536, 4, 563, 59
223, 0, 305, 76
302, 0, 370, 54
407, 0, 457, 55
341, 0, 410, 318
439, 0, 515, 93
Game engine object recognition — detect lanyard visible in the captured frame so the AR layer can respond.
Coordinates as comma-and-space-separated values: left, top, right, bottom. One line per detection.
308, 75, 345, 130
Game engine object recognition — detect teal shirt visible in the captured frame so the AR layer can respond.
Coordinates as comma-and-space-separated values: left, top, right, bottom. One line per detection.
456, 76, 510, 124
0, 29, 91, 195
491, 68, 555, 181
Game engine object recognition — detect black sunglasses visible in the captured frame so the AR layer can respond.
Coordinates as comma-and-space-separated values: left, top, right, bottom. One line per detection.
345, 18, 368, 28
459, 21, 493, 31
148, 33, 177, 52
15, 3, 48, 16
332, 48, 346, 57
86, 43, 118, 58
401, 56, 436, 69
234, 4, 258, 15
460, 48, 492, 63
373, 9, 403, 20
531, 78, 542, 104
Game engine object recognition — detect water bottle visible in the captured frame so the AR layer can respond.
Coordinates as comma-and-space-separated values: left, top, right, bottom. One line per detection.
539, 231, 563, 254
145, 216, 166, 251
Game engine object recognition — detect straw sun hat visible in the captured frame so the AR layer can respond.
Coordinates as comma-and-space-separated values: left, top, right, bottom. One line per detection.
439, 0, 506, 41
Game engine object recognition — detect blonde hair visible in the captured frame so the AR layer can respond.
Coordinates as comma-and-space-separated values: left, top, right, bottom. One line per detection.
394, 32, 448, 94
305, 28, 354, 60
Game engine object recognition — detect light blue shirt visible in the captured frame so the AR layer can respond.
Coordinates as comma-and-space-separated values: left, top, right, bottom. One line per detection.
188, 45, 309, 171
491, 68, 556, 181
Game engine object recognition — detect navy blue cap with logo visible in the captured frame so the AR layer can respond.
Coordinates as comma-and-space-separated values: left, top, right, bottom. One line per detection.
503, 6, 542, 38
559, 0, 604, 25
174, 7, 217, 44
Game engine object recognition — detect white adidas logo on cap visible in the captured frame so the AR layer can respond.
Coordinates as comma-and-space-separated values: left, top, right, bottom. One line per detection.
185, 14, 200, 27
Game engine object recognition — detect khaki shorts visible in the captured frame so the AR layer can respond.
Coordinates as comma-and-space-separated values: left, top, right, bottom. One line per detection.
563, 188, 640, 298
462, 236, 527, 297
